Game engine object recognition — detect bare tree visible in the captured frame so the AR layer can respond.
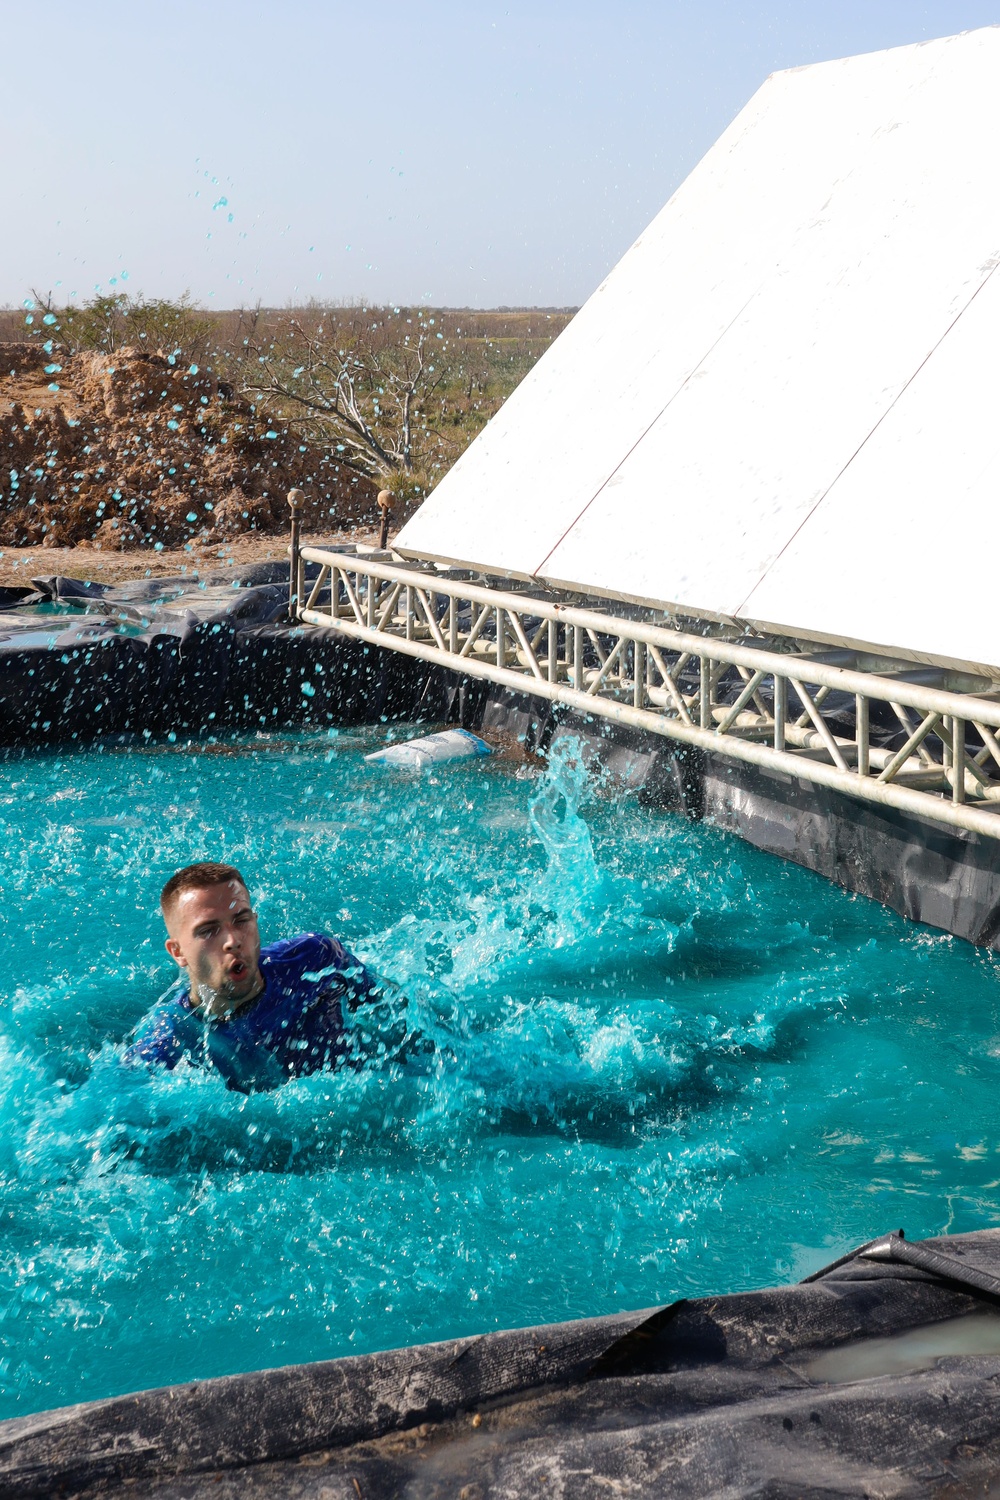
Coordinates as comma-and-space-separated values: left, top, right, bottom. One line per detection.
239, 307, 446, 487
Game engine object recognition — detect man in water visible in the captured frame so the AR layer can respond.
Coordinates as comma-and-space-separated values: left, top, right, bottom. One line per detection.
126, 861, 419, 1091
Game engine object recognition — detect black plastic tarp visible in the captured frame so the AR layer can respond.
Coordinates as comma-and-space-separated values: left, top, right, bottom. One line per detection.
5, 1230, 1000, 1497
0, 566, 454, 744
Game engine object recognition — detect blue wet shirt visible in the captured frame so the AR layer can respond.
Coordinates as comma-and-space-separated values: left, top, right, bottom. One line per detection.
125, 932, 383, 1092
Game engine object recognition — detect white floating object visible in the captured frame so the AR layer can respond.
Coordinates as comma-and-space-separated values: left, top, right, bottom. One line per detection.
365, 728, 492, 769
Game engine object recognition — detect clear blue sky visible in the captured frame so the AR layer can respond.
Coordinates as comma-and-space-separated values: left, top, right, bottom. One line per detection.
3, 1, 999, 309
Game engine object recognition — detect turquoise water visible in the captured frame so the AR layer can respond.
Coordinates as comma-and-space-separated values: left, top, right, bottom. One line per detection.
2, 728, 1000, 1420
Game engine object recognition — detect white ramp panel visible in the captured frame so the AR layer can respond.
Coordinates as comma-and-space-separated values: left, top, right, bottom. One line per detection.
544, 30, 1000, 621
397, 40, 933, 577
740, 262, 1000, 672
396, 27, 1000, 674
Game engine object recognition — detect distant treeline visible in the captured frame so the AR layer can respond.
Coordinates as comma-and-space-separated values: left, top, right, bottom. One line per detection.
0, 298, 575, 359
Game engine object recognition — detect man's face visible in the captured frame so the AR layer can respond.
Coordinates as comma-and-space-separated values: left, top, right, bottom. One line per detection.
163, 879, 263, 1018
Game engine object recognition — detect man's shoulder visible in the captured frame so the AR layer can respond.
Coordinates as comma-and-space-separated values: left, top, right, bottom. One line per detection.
257, 932, 379, 1013
124, 980, 195, 1064
261, 931, 348, 974
149, 975, 193, 1019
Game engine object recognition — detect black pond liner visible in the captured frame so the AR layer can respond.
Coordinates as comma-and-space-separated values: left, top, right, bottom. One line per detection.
0, 561, 463, 745
4, 1229, 1000, 1497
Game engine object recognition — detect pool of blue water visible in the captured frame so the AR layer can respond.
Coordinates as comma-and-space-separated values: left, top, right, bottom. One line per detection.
2, 727, 1000, 1420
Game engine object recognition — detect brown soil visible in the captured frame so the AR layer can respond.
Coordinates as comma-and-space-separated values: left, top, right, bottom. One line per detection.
0, 525, 398, 588
0, 343, 378, 552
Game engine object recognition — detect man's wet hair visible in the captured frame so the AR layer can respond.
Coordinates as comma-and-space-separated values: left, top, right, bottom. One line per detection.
160, 862, 248, 914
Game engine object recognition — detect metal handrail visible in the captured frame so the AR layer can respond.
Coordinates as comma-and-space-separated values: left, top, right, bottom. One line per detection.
300, 547, 1000, 727
294, 542, 1000, 841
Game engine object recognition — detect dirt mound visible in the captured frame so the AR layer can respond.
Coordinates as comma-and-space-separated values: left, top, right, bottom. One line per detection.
0, 345, 376, 548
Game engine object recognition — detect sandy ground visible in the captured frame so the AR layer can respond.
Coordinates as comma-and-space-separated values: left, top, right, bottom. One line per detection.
0, 525, 392, 589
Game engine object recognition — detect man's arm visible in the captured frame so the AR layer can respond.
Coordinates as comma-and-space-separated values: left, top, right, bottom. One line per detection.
300, 933, 432, 1065
122, 980, 195, 1071
297, 934, 385, 1013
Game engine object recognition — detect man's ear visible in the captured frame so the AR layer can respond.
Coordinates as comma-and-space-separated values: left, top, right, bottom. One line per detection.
165, 936, 187, 968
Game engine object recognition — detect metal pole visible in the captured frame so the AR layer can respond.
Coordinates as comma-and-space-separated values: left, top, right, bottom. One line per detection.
774, 674, 787, 753
377, 490, 392, 551
954, 718, 966, 804
297, 547, 1000, 729
294, 548, 1000, 836
856, 694, 869, 778
287, 488, 303, 621
699, 657, 712, 730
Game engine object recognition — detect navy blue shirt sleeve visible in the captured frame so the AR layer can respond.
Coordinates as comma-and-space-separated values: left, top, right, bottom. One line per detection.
123, 982, 194, 1070
266, 931, 382, 1009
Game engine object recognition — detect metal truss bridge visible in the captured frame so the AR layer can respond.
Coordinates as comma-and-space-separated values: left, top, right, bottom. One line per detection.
295, 544, 1000, 841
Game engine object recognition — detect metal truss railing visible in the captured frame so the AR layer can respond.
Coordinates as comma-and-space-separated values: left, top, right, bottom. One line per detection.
296, 544, 1000, 840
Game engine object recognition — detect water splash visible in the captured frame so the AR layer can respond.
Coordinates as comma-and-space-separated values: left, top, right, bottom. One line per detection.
527, 734, 602, 937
